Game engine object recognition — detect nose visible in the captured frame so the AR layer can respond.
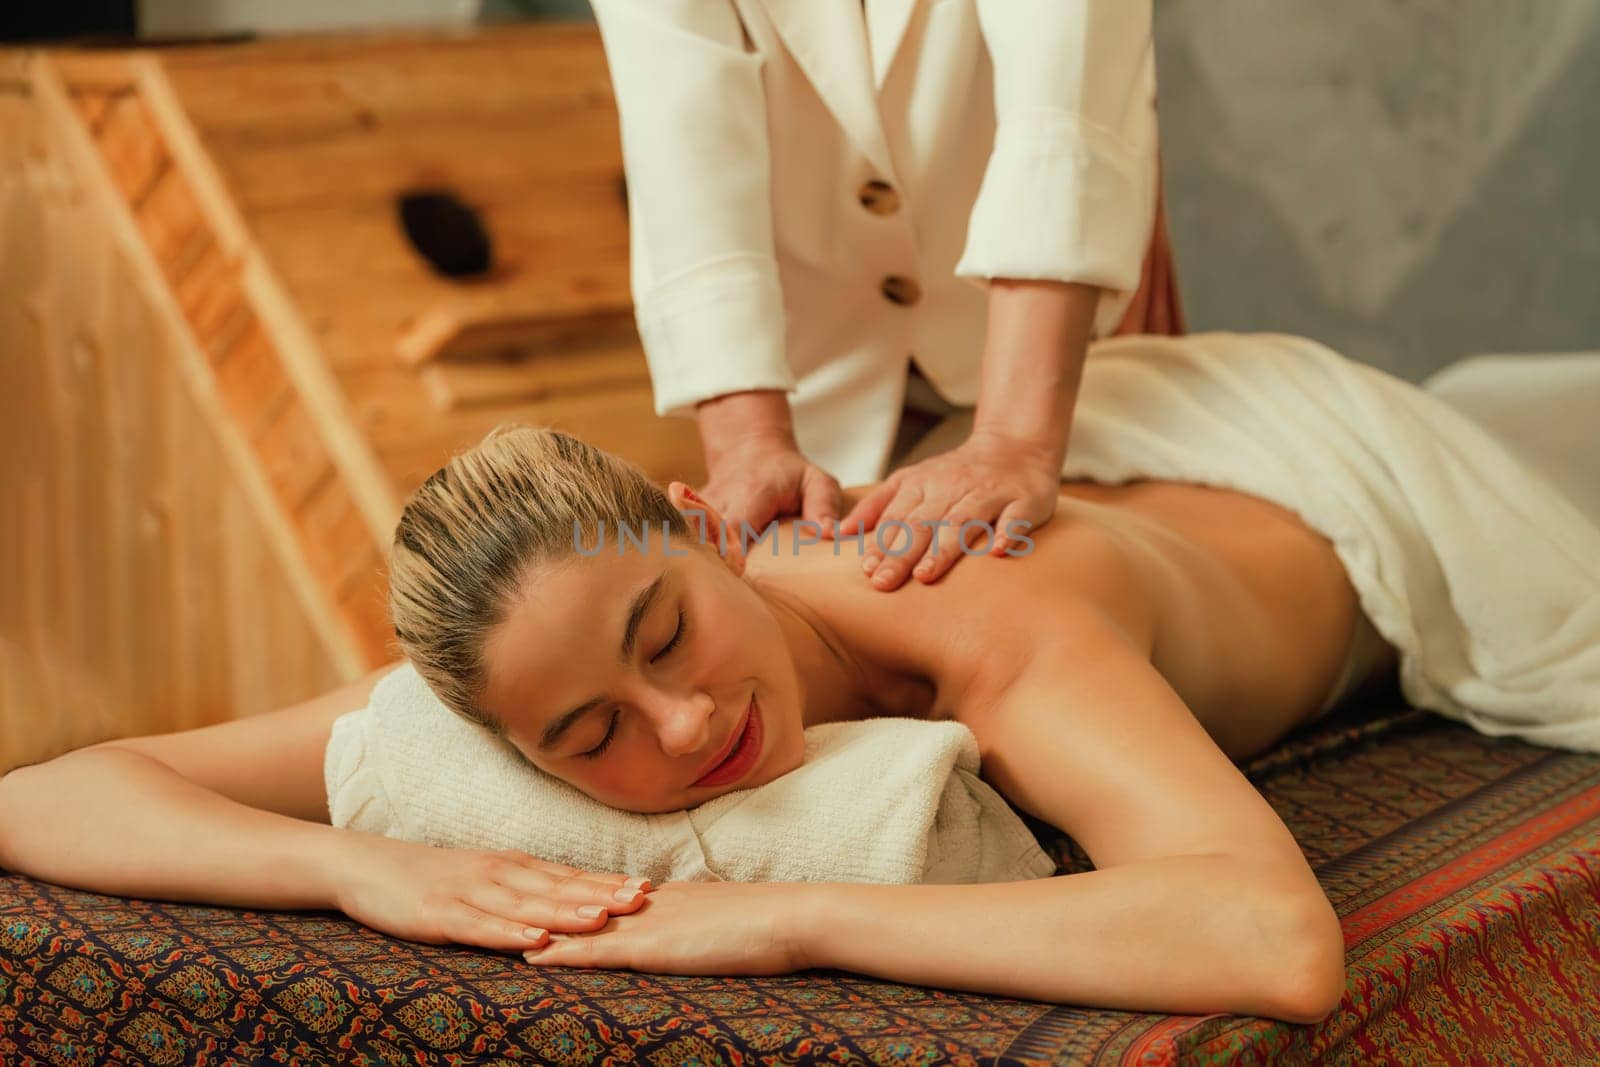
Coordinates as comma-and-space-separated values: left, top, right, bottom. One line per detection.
648, 688, 717, 758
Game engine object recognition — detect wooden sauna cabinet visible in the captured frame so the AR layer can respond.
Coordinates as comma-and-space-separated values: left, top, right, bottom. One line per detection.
0, 26, 706, 770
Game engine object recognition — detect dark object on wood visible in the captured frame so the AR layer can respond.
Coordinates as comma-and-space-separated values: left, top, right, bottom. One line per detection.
397, 190, 494, 279
0, 3, 135, 43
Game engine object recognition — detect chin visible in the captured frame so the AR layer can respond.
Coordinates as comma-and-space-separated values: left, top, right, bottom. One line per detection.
611, 793, 693, 815
760, 734, 807, 784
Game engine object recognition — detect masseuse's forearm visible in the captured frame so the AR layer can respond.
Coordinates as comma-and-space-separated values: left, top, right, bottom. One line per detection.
0, 749, 341, 910
695, 389, 798, 467
802, 855, 1341, 1022
971, 279, 1100, 465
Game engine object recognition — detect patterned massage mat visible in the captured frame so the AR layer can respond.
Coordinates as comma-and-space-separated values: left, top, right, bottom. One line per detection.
4, 692, 1600, 1066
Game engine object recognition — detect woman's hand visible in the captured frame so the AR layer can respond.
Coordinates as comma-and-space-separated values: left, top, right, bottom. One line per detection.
699, 435, 842, 541
695, 390, 843, 540
833, 430, 1061, 590
334, 833, 652, 953
521, 881, 811, 976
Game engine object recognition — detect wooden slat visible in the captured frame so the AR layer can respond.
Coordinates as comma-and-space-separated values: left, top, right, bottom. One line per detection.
213, 323, 294, 436
255, 396, 337, 515
48, 53, 142, 93
69, 88, 126, 133
338, 569, 398, 668
135, 163, 208, 277
134, 52, 405, 569
418, 347, 651, 414
298, 475, 383, 606
363, 376, 708, 493
96, 91, 168, 206
161, 26, 615, 140
398, 301, 638, 366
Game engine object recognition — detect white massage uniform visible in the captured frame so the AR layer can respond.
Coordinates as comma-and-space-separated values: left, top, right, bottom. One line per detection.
589, 0, 1160, 486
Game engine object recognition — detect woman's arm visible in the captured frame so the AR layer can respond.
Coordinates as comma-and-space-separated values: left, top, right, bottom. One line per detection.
971, 279, 1100, 469
0, 664, 651, 948
802, 857, 1339, 1022
807, 606, 1344, 1020
0, 662, 399, 906
526, 605, 1344, 1022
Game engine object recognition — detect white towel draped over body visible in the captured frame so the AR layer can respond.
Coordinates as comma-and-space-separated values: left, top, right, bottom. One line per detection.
325, 663, 1056, 885
948, 331, 1599, 749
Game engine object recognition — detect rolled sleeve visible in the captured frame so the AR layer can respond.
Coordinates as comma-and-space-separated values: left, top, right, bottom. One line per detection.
955, 0, 1155, 294
633, 254, 793, 419
591, 0, 794, 418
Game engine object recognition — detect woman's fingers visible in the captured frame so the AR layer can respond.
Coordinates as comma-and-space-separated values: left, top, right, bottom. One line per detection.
471, 881, 623, 935
502, 855, 651, 910
799, 464, 843, 536
858, 483, 926, 578
837, 480, 897, 541
866, 492, 949, 590
991, 499, 1032, 557
525, 930, 622, 969
446, 902, 556, 953
912, 497, 1001, 583
442, 854, 654, 949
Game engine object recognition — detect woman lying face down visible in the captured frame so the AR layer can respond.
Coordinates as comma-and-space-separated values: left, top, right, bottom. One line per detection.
0, 421, 1364, 1026
373, 424, 1371, 1019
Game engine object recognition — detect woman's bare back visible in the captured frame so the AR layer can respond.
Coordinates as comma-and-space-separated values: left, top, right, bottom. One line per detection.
746, 479, 1379, 760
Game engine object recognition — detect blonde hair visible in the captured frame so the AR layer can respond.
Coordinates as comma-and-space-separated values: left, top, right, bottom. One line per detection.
388, 425, 692, 733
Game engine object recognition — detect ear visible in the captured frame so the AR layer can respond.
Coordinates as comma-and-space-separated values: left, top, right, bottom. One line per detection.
666, 481, 746, 577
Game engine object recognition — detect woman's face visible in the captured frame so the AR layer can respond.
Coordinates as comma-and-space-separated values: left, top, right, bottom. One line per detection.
478, 526, 807, 814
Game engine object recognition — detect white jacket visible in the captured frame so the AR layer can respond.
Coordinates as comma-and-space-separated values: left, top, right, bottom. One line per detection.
590, 0, 1159, 486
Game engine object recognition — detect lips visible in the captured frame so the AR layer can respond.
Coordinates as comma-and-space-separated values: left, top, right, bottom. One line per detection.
692, 696, 763, 788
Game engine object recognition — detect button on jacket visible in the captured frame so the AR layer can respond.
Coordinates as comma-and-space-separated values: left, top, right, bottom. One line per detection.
590, 0, 1160, 487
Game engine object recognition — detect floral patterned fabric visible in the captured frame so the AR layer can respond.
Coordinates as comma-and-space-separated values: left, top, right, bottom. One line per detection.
4, 691, 1599, 1065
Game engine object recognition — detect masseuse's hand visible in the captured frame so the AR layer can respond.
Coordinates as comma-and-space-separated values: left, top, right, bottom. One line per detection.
522, 881, 808, 976
335, 832, 651, 953
833, 430, 1060, 590
695, 390, 842, 539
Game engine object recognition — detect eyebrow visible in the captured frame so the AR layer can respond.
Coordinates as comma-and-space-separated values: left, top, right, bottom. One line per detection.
535, 569, 667, 751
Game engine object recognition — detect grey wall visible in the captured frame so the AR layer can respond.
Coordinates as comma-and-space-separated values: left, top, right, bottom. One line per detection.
489, 0, 1600, 379
1155, 0, 1600, 380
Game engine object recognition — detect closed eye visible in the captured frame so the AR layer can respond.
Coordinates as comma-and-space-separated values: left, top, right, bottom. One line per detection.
651, 608, 687, 663
577, 609, 686, 760
578, 711, 619, 760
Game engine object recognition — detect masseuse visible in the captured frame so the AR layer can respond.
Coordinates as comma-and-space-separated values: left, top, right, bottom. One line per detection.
589, 0, 1184, 589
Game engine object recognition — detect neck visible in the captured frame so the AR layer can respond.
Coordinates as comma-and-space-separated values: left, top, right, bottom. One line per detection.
751, 577, 875, 727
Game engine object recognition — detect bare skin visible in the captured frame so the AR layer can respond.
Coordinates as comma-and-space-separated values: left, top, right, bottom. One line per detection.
756, 478, 1377, 762
0, 475, 1391, 1023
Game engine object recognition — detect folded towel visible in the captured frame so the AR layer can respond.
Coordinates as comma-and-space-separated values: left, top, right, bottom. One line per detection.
325, 662, 1056, 885
911, 331, 1600, 749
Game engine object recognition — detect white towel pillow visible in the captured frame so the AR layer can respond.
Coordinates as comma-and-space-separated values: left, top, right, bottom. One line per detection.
324, 663, 1056, 885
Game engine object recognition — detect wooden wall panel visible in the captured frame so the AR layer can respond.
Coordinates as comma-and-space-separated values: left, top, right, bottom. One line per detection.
0, 77, 343, 774
1, 25, 713, 771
